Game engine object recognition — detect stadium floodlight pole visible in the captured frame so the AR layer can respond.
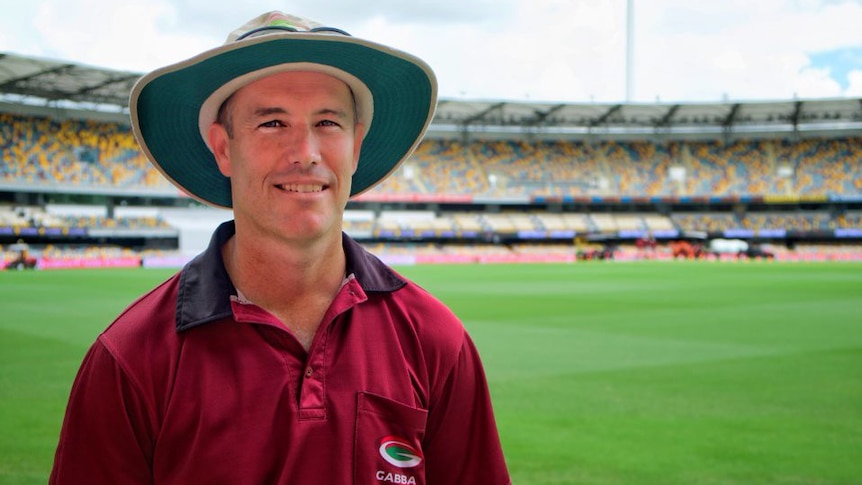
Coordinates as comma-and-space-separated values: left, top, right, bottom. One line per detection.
626, 0, 634, 102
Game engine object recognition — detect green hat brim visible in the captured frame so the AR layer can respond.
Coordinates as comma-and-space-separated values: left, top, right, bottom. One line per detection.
130, 34, 436, 209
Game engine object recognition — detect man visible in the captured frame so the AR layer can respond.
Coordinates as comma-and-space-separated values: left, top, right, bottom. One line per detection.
50, 11, 510, 485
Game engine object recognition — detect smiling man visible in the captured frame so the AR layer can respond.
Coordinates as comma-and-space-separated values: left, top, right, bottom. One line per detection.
210, 71, 364, 350
49, 11, 510, 485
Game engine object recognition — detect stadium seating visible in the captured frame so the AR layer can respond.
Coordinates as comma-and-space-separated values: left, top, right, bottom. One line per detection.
354, 137, 861, 199
0, 204, 173, 231
835, 211, 862, 228
671, 212, 740, 232
740, 212, 833, 232
0, 113, 170, 189
3, 112, 861, 199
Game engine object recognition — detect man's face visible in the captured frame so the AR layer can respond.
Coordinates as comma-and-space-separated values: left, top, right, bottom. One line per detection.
208, 70, 364, 246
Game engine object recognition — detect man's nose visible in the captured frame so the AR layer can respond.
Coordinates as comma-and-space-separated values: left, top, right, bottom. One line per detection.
288, 126, 321, 165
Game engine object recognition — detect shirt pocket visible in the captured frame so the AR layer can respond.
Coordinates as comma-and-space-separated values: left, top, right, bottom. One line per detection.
354, 391, 428, 485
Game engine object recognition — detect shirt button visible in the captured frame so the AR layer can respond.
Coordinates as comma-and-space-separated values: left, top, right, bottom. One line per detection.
305, 367, 313, 378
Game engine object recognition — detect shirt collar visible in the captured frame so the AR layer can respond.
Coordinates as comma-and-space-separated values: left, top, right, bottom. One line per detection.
175, 220, 406, 332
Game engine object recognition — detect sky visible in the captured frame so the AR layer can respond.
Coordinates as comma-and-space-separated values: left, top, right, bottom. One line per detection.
1, 0, 861, 104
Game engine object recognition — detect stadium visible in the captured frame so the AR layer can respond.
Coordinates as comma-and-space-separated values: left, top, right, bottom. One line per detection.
2, 52, 862, 268
1, 50, 861, 484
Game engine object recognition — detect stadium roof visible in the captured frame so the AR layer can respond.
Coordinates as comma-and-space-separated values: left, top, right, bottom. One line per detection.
2, 52, 861, 140
0, 53, 137, 109
437, 97, 862, 136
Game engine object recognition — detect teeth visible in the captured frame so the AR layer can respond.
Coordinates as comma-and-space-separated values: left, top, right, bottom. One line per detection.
278, 184, 324, 193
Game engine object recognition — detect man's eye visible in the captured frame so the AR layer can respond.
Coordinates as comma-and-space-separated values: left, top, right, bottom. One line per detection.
318, 119, 340, 128
260, 120, 284, 128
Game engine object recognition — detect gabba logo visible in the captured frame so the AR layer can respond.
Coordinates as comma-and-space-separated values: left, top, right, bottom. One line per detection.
378, 436, 423, 468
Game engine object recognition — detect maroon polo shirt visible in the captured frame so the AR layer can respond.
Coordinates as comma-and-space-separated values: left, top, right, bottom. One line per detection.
50, 222, 510, 485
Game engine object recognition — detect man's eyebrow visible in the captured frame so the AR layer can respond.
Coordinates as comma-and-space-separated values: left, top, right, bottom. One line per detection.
250, 107, 349, 118
315, 107, 350, 119
252, 106, 288, 118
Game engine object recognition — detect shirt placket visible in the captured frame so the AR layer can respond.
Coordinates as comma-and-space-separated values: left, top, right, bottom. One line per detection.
298, 277, 366, 418
297, 336, 326, 420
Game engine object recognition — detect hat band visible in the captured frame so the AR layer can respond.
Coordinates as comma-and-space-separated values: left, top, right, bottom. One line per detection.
236, 25, 352, 41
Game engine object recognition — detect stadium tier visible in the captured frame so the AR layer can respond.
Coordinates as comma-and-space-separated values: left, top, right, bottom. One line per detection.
367, 137, 862, 199
2, 72, 862, 267
2, 111, 860, 200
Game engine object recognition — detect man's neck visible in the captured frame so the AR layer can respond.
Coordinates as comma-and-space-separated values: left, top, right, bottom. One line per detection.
221, 229, 347, 337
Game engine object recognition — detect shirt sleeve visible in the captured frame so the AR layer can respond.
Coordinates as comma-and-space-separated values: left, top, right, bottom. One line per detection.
423, 333, 511, 485
50, 340, 155, 485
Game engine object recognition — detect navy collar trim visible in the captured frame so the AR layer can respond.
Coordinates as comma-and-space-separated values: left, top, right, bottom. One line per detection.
175, 220, 405, 332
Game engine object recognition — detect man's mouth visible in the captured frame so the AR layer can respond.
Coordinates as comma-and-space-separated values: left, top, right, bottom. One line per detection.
275, 184, 325, 193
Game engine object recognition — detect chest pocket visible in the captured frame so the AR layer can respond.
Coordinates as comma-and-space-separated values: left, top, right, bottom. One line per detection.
354, 391, 428, 485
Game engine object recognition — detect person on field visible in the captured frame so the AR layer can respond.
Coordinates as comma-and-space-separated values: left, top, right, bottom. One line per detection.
50, 11, 510, 485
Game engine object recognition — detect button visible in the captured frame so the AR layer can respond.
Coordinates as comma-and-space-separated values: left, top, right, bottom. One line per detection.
305, 367, 313, 378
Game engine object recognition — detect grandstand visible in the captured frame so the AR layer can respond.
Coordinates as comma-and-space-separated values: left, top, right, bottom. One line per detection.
1, 52, 861, 268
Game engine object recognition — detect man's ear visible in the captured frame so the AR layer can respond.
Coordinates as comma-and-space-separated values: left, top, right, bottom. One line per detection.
208, 123, 232, 177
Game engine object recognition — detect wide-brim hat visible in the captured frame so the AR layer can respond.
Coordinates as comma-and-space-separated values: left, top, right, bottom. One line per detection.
130, 11, 437, 209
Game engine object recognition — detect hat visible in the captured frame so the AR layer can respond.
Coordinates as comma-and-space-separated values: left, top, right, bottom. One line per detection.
130, 11, 437, 209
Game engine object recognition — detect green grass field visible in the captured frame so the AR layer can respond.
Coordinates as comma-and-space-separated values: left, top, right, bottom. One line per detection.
2, 261, 861, 484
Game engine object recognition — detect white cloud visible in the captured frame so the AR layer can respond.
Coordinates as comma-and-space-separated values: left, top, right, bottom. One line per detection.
0, 4, 45, 56
793, 67, 845, 98
30, 0, 219, 71
631, 0, 862, 101
2, 0, 860, 103
351, 0, 628, 101
845, 70, 862, 96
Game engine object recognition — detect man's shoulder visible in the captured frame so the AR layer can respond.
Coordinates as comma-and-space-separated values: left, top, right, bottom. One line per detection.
378, 272, 467, 357
393, 277, 459, 324
98, 272, 182, 359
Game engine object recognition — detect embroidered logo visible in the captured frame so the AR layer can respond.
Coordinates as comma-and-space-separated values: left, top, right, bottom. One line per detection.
378, 436, 423, 468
